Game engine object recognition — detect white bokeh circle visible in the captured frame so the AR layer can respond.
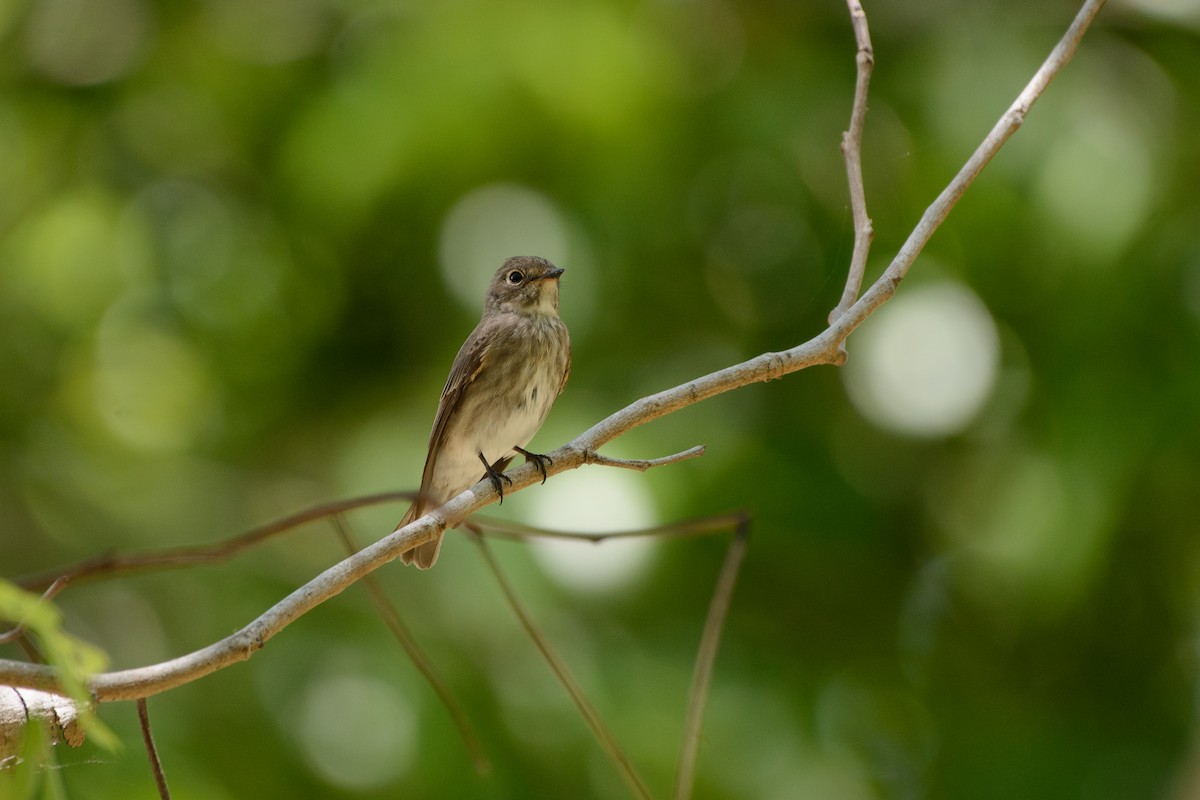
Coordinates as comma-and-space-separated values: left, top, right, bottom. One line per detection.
843, 281, 1000, 438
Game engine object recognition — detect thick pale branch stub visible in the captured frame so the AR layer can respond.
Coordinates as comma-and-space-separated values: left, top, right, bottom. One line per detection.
0, 687, 84, 760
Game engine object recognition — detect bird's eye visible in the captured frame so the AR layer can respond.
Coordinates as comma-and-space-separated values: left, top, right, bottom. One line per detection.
506, 270, 524, 285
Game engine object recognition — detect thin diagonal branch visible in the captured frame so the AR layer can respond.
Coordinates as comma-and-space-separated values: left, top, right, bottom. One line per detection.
0, 584, 59, 647
470, 532, 654, 800
331, 515, 491, 775
15, 492, 415, 595
137, 698, 171, 800
673, 515, 749, 800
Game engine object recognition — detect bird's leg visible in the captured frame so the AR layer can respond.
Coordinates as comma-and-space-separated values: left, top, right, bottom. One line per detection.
513, 446, 552, 485
478, 451, 514, 504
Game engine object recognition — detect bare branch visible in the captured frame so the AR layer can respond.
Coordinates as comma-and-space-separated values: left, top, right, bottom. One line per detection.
0, 0, 1107, 703
829, 0, 876, 323
470, 533, 653, 800
0, 583, 60, 646
332, 516, 491, 775
137, 698, 171, 800
830, 0, 1108, 339
475, 511, 746, 544
15, 492, 414, 595
673, 516, 749, 800
583, 445, 706, 471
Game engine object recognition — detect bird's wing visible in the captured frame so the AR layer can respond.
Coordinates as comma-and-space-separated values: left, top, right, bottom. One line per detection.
414, 321, 494, 508
558, 332, 571, 395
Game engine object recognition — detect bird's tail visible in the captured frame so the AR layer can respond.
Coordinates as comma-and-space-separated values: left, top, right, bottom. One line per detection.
396, 503, 443, 569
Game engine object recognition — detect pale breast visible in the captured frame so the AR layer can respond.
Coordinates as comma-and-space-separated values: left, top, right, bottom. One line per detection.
428, 313, 569, 503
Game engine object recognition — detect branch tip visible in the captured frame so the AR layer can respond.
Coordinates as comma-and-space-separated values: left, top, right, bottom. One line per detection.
584, 445, 705, 472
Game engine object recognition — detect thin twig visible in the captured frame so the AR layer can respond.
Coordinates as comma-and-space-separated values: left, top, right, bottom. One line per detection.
583, 445, 706, 472
470, 533, 654, 800
473, 513, 744, 544
829, 0, 875, 323
0, 582, 65, 646
830, 0, 1108, 339
137, 698, 171, 800
673, 515, 749, 800
15, 492, 415, 594
330, 515, 491, 775
0, 0, 1107, 702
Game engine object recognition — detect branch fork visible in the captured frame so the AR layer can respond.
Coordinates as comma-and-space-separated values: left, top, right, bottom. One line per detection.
1, 7, 1109, 784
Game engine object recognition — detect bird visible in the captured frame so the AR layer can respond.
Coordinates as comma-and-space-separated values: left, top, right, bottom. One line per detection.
396, 256, 571, 568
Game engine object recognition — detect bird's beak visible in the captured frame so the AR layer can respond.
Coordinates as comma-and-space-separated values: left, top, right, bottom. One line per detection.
538, 267, 565, 281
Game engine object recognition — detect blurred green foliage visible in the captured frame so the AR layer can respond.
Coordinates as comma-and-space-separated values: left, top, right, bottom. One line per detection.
2, 0, 1200, 797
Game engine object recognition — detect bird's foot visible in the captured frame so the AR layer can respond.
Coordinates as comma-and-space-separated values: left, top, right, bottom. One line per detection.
514, 446, 552, 484
478, 451, 514, 503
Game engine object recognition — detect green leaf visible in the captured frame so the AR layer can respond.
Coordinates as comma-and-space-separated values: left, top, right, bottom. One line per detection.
0, 581, 118, 753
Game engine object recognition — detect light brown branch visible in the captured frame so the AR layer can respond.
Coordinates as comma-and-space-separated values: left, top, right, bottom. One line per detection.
0, 0, 1107, 703
137, 698, 171, 800
15, 491, 415, 595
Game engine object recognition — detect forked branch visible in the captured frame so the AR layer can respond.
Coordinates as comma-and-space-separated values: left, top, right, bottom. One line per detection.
830, 0, 875, 323
0, 0, 1108, 713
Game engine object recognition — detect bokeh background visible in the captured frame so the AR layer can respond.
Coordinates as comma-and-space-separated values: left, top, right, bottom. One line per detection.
3, 0, 1200, 797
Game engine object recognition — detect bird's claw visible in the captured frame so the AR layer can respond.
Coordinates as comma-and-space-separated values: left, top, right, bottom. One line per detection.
514, 446, 552, 484
478, 452, 514, 503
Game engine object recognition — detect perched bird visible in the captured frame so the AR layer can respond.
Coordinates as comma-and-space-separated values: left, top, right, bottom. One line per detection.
396, 256, 571, 568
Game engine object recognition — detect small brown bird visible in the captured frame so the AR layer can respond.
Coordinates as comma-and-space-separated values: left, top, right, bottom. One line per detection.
396, 256, 571, 568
